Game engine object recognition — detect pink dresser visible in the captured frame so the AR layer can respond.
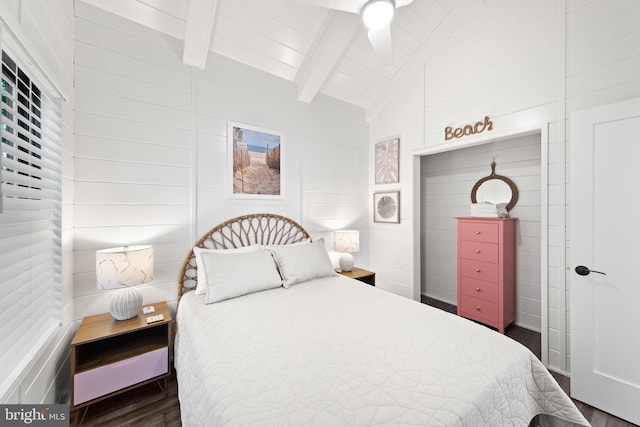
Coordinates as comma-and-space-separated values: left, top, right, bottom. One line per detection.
456, 217, 516, 333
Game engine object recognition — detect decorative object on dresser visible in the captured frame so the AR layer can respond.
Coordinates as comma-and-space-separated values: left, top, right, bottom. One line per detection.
338, 266, 375, 286
456, 217, 516, 333
96, 245, 154, 320
373, 191, 400, 223
333, 230, 360, 272
470, 161, 519, 212
70, 301, 172, 423
375, 137, 399, 184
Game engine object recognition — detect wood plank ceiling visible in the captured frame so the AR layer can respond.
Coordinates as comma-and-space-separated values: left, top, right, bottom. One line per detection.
78, 0, 458, 117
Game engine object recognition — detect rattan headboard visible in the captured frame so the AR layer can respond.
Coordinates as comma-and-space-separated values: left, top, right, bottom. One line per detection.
178, 213, 311, 300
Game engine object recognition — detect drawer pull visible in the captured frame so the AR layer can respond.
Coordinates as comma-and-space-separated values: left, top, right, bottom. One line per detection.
475, 231, 481, 235
475, 249, 481, 253
476, 287, 481, 292
475, 306, 481, 311
475, 268, 481, 272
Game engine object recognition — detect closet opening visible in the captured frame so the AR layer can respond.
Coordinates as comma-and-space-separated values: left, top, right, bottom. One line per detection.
413, 128, 548, 361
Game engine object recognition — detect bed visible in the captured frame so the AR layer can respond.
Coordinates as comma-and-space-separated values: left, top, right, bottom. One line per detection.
174, 214, 589, 427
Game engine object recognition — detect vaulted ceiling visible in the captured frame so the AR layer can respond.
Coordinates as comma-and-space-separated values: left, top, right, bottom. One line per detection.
78, 0, 460, 118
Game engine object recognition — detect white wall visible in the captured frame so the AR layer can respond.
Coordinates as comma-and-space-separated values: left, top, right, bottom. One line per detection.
420, 134, 542, 331
0, 0, 75, 404
368, 0, 640, 374
72, 3, 369, 320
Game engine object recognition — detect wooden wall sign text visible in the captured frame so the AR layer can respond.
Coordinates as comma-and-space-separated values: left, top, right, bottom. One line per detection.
445, 116, 493, 141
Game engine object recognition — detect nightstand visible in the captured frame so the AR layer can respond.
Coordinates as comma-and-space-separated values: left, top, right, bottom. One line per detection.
339, 266, 375, 286
70, 301, 172, 422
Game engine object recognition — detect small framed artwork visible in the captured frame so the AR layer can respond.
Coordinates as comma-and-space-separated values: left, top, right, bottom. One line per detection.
373, 191, 400, 223
227, 121, 283, 199
375, 138, 399, 184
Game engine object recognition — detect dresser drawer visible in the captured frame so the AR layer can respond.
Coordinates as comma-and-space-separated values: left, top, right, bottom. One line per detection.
459, 295, 499, 325
74, 347, 168, 405
459, 258, 499, 283
459, 277, 499, 303
459, 241, 498, 263
459, 221, 499, 243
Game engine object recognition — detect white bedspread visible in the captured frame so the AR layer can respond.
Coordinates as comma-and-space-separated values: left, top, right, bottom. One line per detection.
175, 276, 589, 427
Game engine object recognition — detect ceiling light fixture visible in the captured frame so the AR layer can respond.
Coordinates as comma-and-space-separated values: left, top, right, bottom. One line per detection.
362, 0, 395, 30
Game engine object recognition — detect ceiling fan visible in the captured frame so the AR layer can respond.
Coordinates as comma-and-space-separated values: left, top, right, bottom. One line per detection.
296, 0, 414, 65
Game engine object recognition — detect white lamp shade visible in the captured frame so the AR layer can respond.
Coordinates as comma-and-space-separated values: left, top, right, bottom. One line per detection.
96, 245, 153, 320
334, 230, 360, 253
96, 245, 154, 290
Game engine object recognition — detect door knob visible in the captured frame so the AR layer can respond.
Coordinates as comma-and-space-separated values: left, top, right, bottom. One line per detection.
575, 265, 606, 276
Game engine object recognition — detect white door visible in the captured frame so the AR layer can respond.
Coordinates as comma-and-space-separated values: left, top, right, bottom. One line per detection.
570, 98, 640, 425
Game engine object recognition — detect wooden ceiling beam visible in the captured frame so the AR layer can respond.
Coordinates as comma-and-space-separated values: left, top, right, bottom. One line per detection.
296, 11, 360, 104
182, 0, 219, 69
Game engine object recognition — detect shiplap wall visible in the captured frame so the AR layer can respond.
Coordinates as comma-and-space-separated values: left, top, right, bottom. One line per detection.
369, 70, 424, 299
0, 0, 74, 404
72, 3, 369, 321
420, 134, 542, 331
369, 0, 640, 374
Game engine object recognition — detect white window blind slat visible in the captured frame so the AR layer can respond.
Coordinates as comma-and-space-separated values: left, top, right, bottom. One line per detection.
0, 138, 46, 166
0, 209, 50, 222
0, 132, 44, 161
0, 283, 28, 320
0, 215, 53, 233
0, 318, 27, 365
0, 247, 55, 284
0, 46, 61, 399
1, 197, 50, 212
0, 253, 51, 284
0, 185, 57, 204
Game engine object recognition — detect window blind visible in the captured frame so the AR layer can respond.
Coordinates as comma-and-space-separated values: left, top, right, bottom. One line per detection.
0, 48, 62, 398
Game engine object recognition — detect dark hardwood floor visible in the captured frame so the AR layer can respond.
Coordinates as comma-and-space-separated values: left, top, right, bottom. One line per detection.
71, 297, 637, 426
70, 376, 181, 426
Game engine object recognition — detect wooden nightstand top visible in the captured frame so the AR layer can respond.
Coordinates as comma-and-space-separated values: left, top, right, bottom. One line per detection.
72, 301, 171, 346
338, 266, 374, 281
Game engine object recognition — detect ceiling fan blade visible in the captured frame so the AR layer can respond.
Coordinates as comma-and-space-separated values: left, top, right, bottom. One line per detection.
294, 0, 366, 14
368, 25, 393, 65
394, 0, 414, 7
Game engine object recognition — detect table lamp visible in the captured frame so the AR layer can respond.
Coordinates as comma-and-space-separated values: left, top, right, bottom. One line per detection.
96, 245, 154, 320
334, 230, 359, 272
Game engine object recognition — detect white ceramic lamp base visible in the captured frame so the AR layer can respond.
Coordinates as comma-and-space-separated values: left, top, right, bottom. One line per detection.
110, 287, 143, 320
339, 253, 355, 272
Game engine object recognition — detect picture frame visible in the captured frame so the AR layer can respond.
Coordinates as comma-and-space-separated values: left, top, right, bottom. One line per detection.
227, 121, 283, 199
375, 138, 399, 184
373, 191, 400, 223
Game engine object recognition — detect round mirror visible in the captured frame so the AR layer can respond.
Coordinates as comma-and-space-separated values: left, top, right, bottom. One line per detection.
471, 162, 519, 211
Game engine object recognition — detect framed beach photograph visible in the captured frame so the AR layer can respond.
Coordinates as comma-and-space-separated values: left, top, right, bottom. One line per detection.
373, 191, 400, 223
227, 122, 283, 199
375, 138, 399, 184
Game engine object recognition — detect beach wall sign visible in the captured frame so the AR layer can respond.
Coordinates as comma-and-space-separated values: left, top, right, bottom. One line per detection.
444, 116, 493, 141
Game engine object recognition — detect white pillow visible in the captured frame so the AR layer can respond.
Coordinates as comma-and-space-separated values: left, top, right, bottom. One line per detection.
268, 238, 337, 288
260, 238, 311, 249
201, 249, 282, 304
193, 245, 260, 295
